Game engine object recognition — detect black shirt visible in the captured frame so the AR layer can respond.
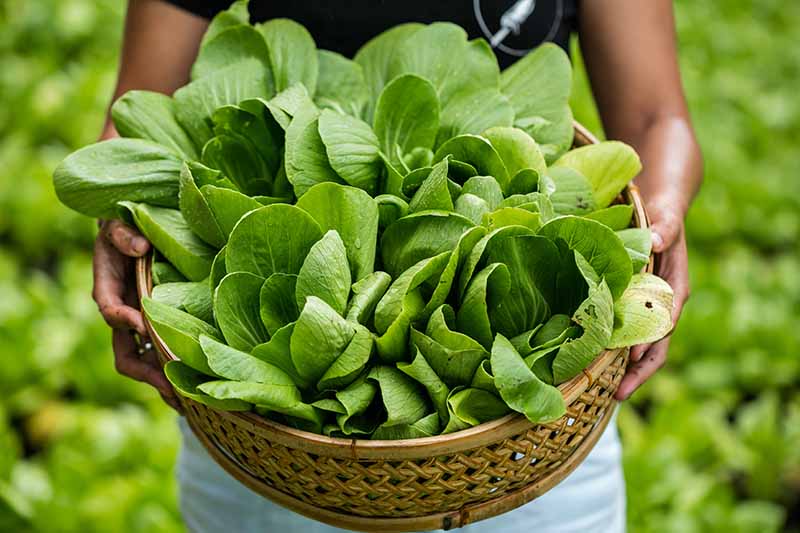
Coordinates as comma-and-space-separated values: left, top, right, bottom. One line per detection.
166, 0, 577, 68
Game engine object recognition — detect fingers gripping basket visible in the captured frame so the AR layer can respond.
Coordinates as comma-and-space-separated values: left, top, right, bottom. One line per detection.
137, 122, 649, 532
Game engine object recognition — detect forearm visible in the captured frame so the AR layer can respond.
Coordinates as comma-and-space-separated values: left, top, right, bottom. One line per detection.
578, 0, 703, 220
100, 0, 208, 139
614, 115, 703, 221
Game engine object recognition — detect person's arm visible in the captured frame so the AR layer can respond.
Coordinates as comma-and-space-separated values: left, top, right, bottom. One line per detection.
578, 0, 703, 399
94, 0, 208, 410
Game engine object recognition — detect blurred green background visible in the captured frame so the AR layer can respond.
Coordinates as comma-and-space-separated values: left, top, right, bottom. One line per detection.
0, 0, 798, 531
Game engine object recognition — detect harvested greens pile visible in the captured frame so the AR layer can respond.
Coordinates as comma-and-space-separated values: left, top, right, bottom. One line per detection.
53, 2, 673, 439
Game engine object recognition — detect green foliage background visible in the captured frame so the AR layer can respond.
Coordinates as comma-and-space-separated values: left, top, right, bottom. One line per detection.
0, 0, 797, 531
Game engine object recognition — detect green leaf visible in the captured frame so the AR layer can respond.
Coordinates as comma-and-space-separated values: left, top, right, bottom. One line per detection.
483, 207, 542, 233
584, 204, 634, 230
433, 135, 509, 191
295, 230, 351, 315
318, 324, 374, 391
345, 271, 392, 326
444, 388, 509, 433
259, 273, 299, 336
380, 211, 475, 279
470, 360, 498, 395
164, 361, 249, 410
200, 185, 264, 240
200, 0, 250, 47
214, 272, 269, 351
209, 246, 227, 290
226, 204, 323, 278
552, 277, 615, 383
286, 114, 344, 197
389, 23, 499, 105
372, 412, 440, 440
457, 225, 535, 300
174, 58, 272, 149
257, 18, 318, 95
202, 133, 272, 196
455, 194, 490, 225
500, 43, 574, 163
313, 398, 347, 414
538, 215, 633, 299
412, 305, 488, 388
408, 159, 453, 213
198, 380, 320, 428
315, 50, 369, 118
397, 348, 450, 427
178, 163, 226, 248
375, 194, 409, 229
192, 24, 273, 84
374, 253, 450, 362
456, 262, 511, 350
484, 235, 560, 337
239, 85, 312, 132
201, 335, 292, 385
153, 261, 187, 285
373, 74, 440, 163
318, 109, 381, 195
296, 182, 379, 281
530, 314, 573, 351
491, 334, 566, 423
119, 202, 215, 282
423, 226, 487, 321
291, 297, 357, 384
437, 88, 514, 148
111, 90, 198, 159
608, 273, 674, 348
141, 297, 220, 376
53, 138, 181, 218
617, 228, 653, 272
368, 366, 430, 427
378, 152, 406, 198
553, 141, 642, 208
483, 126, 547, 179
354, 23, 423, 121
211, 104, 283, 179
251, 323, 308, 388
507, 169, 540, 196
403, 147, 434, 170
546, 167, 598, 215
461, 176, 504, 210
334, 375, 379, 435
152, 280, 213, 324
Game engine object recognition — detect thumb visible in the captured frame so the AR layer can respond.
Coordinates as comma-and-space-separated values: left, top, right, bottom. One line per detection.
649, 212, 682, 254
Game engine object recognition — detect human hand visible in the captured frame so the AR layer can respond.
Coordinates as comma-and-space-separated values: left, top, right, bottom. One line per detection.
93, 219, 182, 411
615, 199, 690, 400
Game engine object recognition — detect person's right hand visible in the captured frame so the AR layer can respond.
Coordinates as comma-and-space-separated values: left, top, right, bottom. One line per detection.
93, 219, 182, 411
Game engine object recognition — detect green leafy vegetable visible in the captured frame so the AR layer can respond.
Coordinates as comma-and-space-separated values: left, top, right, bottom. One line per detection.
214, 272, 270, 351
53, 139, 182, 218
492, 334, 565, 423
53, 11, 674, 440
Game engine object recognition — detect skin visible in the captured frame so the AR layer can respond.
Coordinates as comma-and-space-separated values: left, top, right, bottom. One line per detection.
579, 0, 703, 399
95, 0, 208, 411
95, 0, 701, 407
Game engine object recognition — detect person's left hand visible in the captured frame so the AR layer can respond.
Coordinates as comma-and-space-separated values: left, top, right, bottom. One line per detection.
615, 199, 690, 400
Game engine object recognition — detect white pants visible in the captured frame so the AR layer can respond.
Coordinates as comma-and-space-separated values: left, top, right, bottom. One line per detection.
177, 412, 625, 533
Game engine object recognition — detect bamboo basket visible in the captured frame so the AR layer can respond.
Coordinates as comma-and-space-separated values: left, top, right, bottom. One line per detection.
137, 122, 649, 532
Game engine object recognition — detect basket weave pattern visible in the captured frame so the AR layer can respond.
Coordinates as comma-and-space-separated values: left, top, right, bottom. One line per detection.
139, 122, 644, 531
177, 352, 625, 519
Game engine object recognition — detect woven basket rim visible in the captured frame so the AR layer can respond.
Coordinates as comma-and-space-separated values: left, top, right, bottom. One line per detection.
137, 120, 649, 460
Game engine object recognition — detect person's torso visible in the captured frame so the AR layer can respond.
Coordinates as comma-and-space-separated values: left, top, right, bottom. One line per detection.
244, 0, 577, 67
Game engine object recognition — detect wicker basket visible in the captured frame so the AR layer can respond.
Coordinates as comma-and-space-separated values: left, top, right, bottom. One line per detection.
137, 122, 649, 532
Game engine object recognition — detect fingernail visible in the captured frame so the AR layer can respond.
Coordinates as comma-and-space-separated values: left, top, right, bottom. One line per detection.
651, 232, 664, 251
132, 237, 149, 255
